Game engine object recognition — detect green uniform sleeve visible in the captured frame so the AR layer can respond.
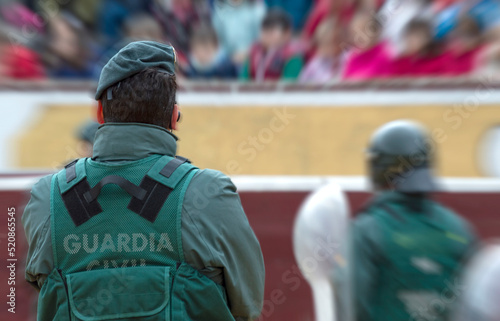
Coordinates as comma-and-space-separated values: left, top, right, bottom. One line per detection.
21, 174, 54, 290
182, 169, 265, 320
352, 213, 382, 321
281, 55, 304, 80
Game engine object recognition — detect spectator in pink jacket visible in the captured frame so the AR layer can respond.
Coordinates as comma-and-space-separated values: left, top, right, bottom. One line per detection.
343, 11, 393, 80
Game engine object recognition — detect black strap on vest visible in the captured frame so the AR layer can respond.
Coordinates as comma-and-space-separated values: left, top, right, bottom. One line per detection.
128, 176, 173, 223
128, 156, 191, 223
62, 160, 103, 226
61, 178, 103, 227
62, 156, 192, 226
159, 156, 189, 178
83, 175, 147, 203
61, 160, 102, 227
65, 159, 78, 183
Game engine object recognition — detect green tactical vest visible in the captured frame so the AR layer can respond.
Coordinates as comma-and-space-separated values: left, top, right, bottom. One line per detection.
38, 155, 235, 321
368, 199, 470, 321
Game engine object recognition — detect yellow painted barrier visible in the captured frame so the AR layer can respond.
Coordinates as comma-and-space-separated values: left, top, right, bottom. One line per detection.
15, 103, 500, 176
16, 105, 93, 170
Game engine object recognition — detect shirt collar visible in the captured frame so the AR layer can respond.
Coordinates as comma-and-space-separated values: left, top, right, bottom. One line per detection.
92, 123, 177, 162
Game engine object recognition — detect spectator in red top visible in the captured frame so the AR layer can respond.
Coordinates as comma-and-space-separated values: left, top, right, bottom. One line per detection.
241, 8, 305, 81
390, 19, 450, 77
0, 29, 45, 80
303, 0, 349, 38
343, 10, 393, 80
303, 0, 383, 38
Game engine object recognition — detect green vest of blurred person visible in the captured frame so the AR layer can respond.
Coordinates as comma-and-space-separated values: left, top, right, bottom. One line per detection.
353, 192, 477, 321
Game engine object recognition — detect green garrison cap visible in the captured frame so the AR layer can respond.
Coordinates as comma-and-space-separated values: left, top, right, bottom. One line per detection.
95, 41, 177, 100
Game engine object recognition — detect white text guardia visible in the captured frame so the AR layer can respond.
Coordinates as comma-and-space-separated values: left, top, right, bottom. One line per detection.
63, 233, 175, 254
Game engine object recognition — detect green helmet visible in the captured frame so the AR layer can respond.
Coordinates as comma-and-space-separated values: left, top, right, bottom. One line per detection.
367, 120, 437, 193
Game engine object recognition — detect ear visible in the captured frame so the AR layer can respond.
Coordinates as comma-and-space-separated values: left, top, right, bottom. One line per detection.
170, 104, 179, 130
97, 101, 104, 124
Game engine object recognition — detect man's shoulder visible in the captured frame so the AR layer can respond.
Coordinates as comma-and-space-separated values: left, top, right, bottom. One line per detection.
182, 168, 242, 219
31, 174, 54, 195
190, 168, 235, 190
22, 174, 54, 226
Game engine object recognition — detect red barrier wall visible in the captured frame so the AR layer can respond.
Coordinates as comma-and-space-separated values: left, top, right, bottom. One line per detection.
242, 191, 500, 321
0, 181, 499, 321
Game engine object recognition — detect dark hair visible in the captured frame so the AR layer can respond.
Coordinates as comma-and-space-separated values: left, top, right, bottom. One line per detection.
404, 19, 432, 37
262, 8, 292, 31
101, 67, 177, 129
404, 18, 441, 55
456, 15, 481, 38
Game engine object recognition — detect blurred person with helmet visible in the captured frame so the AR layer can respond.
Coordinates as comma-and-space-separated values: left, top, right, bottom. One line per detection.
241, 8, 305, 81
352, 120, 478, 321
22, 41, 264, 321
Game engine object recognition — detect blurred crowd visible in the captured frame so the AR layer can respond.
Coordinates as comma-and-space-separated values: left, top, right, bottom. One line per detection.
1, 0, 500, 83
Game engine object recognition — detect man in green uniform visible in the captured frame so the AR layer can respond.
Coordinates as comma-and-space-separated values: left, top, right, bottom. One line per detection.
22, 41, 265, 321
353, 120, 477, 321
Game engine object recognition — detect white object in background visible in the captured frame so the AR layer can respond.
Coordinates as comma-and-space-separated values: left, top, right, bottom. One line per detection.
453, 243, 500, 321
479, 126, 500, 177
293, 182, 352, 321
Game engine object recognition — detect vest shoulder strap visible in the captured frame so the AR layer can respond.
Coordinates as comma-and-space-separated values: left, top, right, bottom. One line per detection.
146, 155, 197, 189
55, 158, 103, 227
128, 156, 198, 223
56, 156, 198, 227
57, 158, 88, 193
